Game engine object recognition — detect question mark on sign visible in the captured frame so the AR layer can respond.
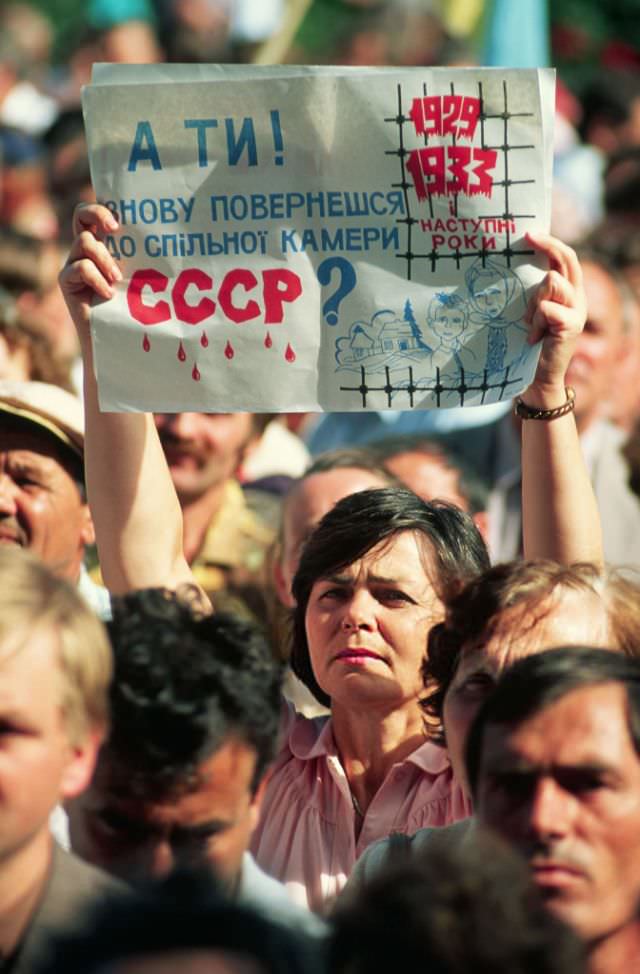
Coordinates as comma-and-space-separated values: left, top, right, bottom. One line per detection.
316, 257, 357, 326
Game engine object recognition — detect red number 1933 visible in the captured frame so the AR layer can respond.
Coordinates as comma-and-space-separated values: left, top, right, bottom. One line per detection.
406, 145, 498, 200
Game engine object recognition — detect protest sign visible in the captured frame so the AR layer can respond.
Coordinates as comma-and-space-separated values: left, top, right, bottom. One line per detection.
83, 64, 555, 412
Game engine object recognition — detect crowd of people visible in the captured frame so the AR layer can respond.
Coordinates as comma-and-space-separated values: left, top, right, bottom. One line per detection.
2, 2, 640, 973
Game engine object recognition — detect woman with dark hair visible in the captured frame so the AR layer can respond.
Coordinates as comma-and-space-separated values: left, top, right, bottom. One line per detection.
61, 207, 601, 911
248, 490, 488, 909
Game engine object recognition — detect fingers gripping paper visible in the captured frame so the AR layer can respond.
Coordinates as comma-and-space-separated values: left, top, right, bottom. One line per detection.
82, 65, 555, 412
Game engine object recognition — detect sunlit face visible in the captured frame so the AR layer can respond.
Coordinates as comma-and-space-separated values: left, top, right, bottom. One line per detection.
154, 413, 255, 503
432, 303, 466, 343
384, 451, 468, 511
476, 683, 640, 948
67, 736, 261, 888
0, 428, 93, 582
442, 591, 612, 795
304, 531, 443, 709
565, 262, 628, 430
277, 468, 389, 608
470, 275, 509, 319
0, 629, 99, 864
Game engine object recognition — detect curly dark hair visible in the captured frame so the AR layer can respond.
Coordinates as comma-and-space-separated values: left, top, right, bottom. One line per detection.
291, 487, 489, 706
105, 589, 283, 800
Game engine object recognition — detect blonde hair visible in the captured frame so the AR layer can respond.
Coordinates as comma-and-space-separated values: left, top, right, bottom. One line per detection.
0, 547, 112, 744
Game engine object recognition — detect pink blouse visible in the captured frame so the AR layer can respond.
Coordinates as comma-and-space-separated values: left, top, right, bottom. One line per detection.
250, 704, 472, 912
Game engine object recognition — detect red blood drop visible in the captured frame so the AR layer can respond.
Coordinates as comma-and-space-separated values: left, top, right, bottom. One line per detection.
200, 331, 209, 348
192, 364, 201, 381
264, 331, 272, 349
178, 340, 186, 362
142, 334, 151, 352
224, 340, 234, 360
285, 343, 296, 363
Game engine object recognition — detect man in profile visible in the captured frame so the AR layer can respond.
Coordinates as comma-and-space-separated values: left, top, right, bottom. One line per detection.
468, 647, 640, 974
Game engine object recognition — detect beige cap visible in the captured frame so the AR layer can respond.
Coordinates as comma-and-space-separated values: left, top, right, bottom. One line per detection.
0, 380, 84, 457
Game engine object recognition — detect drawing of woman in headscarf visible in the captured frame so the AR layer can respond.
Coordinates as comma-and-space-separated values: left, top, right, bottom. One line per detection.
465, 255, 528, 376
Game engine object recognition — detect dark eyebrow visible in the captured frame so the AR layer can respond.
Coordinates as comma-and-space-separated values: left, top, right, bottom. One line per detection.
7, 456, 44, 473
172, 819, 230, 841
485, 755, 620, 781
322, 573, 408, 586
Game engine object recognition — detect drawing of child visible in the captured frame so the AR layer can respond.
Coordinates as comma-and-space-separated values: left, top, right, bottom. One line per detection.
425, 291, 479, 378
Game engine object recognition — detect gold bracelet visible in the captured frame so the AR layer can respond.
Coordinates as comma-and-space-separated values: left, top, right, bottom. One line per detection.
514, 386, 576, 421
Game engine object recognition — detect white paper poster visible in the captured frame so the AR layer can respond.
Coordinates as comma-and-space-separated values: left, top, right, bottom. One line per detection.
83, 64, 555, 412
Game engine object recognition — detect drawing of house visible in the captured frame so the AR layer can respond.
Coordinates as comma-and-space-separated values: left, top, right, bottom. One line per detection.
350, 325, 375, 359
377, 318, 421, 354
347, 317, 422, 361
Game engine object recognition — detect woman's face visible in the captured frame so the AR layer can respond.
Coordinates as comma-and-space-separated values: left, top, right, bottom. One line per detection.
470, 275, 508, 319
442, 591, 613, 796
304, 530, 442, 709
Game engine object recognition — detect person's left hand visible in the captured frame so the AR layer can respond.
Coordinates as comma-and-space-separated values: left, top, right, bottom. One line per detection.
523, 232, 587, 405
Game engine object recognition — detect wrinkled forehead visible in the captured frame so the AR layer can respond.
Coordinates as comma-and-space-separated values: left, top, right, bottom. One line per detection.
457, 589, 613, 676
480, 682, 638, 773
385, 451, 467, 510
321, 529, 438, 587
0, 423, 84, 486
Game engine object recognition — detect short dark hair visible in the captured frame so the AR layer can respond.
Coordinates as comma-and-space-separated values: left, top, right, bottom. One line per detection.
105, 590, 283, 799
422, 561, 640, 743
371, 432, 489, 514
36, 868, 323, 974
466, 647, 640, 796
304, 447, 396, 482
331, 829, 584, 974
291, 487, 489, 706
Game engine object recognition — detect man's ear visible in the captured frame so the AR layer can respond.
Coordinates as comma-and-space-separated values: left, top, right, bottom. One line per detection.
248, 770, 272, 833
59, 730, 103, 802
472, 510, 490, 547
80, 504, 96, 547
273, 551, 295, 609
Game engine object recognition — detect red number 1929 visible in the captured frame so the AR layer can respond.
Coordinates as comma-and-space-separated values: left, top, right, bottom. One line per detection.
409, 94, 481, 140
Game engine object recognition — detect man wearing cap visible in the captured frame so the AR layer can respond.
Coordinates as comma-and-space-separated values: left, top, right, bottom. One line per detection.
0, 379, 109, 618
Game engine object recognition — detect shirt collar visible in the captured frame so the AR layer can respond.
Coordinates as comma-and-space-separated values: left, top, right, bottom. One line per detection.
289, 717, 452, 775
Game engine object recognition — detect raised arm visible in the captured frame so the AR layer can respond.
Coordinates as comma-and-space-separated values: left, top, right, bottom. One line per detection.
520, 232, 603, 566
59, 203, 197, 594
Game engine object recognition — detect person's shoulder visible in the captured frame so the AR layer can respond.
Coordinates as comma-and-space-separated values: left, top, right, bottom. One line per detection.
198, 478, 274, 572
47, 844, 126, 905
13, 846, 127, 974
239, 853, 327, 939
347, 819, 475, 894
77, 566, 112, 622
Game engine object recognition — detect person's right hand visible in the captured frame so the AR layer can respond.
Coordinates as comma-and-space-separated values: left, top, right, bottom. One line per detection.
58, 203, 122, 339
